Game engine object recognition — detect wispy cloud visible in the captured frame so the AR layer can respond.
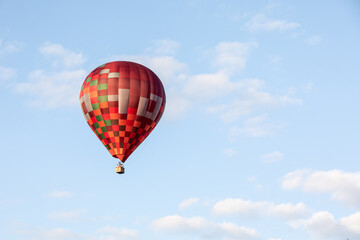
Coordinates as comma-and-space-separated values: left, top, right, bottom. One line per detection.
152, 215, 259, 240
306, 35, 323, 45
231, 115, 281, 137
179, 197, 200, 210
45, 190, 74, 198
39, 42, 86, 68
184, 72, 238, 99
261, 151, 284, 163
147, 39, 181, 55
208, 79, 302, 123
97, 226, 139, 240
212, 198, 311, 221
212, 41, 257, 74
49, 209, 87, 221
14, 42, 86, 108
282, 169, 360, 206
15, 68, 86, 108
0, 39, 21, 85
164, 94, 190, 120
0, 65, 16, 82
223, 148, 238, 157
37, 228, 81, 240
15, 225, 139, 240
0, 39, 23, 55
244, 14, 300, 32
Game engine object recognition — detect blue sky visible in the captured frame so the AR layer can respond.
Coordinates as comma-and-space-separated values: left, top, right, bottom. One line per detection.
1, 0, 360, 239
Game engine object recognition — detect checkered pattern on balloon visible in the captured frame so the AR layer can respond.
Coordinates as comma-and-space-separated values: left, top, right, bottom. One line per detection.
79, 61, 166, 163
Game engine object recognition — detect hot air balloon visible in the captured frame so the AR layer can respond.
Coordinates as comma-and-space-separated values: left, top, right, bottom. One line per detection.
79, 61, 166, 174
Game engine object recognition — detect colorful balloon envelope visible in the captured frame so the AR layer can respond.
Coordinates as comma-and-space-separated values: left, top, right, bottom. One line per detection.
79, 61, 166, 171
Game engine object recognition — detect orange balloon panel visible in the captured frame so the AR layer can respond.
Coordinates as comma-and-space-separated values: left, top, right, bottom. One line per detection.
80, 61, 166, 163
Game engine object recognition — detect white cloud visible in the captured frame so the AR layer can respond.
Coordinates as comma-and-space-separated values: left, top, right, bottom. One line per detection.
223, 148, 238, 157
14, 42, 87, 108
38, 228, 81, 240
140, 56, 187, 84
213, 198, 267, 217
0, 39, 23, 54
247, 175, 258, 183
212, 198, 310, 221
182, 41, 257, 101
152, 215, 210, 234
148, 39, 181, 55
268, 55, 281, 65
97, 226, 139, 240
213, 41, 257, 74
306, 35, 322, 45
306, 211, 360, 239
219, 222, 259, 240
152, 215, 259, 240
340, 212, 360, 236
282, 169, 360, 206
306, 211, 340, 238
268, 202, 309, 220
45, 190, 74, 198
49, 209, 87, 221
184, 72, 240, 99
245, 14, 300, 32
278, 95, 303, 105
0, 65, 16, 82
261, 151, 284, 163
163, 94, 189, 120
231, 115, 280, 137
15, 225, 139, 240
15, 69, 86, 108
39, 42, 86, 68
208, 79, 302, 123
179, 197, 200, 210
